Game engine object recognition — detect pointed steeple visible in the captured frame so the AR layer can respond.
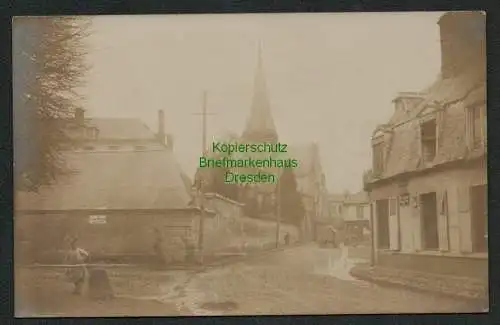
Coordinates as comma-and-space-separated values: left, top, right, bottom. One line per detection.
242, 42, 278, 143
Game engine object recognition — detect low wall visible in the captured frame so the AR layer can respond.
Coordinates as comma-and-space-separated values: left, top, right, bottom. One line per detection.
201, 193, 299, 256
377, 250, 488, 279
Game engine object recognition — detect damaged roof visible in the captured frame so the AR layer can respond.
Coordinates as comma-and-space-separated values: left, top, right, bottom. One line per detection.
372, 66, 486, 182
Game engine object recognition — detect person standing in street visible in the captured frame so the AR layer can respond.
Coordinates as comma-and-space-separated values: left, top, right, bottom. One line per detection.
64, 237, 90, 295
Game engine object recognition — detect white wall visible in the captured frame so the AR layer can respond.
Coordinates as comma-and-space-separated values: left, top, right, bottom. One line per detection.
371, 164, 486, 254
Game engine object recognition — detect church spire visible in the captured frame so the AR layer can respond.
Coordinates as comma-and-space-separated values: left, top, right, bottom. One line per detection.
242, 42, 278, 143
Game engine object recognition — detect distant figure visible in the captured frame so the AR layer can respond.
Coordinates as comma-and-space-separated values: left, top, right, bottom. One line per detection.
153, 228, 166, 268
284, 232, 290, 245
329, 228, 337, 248
181, 235, 196, 264
64, 237, 89, 295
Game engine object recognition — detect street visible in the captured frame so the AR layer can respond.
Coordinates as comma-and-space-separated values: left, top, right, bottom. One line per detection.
16, 244, 484, 317
147, 244, 483, 315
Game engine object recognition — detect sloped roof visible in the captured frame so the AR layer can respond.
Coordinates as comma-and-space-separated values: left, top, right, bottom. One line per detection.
329, 191, 369, 204
86, 118, 156, 140
15, 149, 191, 211
376, 66, 485, 180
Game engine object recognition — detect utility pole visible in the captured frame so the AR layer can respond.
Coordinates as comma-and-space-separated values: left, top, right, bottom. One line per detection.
275, 175, 281, 248
192, 91, 215, 262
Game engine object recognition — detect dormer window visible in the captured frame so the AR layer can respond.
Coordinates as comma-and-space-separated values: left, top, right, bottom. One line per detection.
421, 119, 437, 163
468, 103, 486, 150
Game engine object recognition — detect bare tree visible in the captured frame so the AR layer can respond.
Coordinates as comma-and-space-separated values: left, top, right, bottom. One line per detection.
13, 16, 91, 191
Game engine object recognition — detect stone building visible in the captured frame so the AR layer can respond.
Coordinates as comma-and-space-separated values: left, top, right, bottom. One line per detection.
328, 191, 370, 240
364, 12, 486, 279
15, 109, 212, 264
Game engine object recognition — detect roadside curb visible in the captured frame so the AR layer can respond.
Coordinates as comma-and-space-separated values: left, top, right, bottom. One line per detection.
349, 265, 488, 305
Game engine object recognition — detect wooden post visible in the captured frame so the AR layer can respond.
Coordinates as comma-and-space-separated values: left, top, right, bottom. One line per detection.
275, 179, 281, 248
192, 91, 215, 263
370, 200, 375, 267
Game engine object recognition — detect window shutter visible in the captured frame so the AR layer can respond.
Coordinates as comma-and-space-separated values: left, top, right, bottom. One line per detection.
457, 187, 472, 253
388, 197, 400, 251
438, 191, 450, 251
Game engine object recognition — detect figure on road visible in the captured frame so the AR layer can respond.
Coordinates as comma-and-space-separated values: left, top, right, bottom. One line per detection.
64, 237, 90, 295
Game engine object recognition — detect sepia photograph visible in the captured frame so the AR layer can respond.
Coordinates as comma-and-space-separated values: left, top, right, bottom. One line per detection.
13, 11, 487, 317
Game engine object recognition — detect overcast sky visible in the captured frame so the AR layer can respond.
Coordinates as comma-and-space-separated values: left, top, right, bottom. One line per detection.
82, 12, 443, 193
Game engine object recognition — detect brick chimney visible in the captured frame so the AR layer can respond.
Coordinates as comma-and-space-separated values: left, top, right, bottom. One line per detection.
75, 107, 85, 125
438, 11, 485, 79
157, 109, 165, 145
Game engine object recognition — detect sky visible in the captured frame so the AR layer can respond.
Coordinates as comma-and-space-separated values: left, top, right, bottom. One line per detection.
82, 12, 444, 193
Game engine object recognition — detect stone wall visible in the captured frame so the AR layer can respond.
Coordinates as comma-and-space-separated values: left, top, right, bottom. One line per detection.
200, 193, 299, 256
15, 210, 197, 264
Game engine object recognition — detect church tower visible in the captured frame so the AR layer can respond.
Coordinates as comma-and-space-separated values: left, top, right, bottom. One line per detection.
241, 43, 279, 143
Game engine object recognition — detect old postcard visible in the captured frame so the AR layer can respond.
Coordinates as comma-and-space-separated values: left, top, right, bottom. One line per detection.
13, 12, 487, 317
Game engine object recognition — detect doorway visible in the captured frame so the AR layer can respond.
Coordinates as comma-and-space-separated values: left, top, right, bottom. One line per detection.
420, 192, 439, 250
376, 199, 390, 249
470, 185, 487, 253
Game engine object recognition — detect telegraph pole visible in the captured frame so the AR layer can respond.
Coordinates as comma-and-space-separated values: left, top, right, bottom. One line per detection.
275, 174, 281, 248
192, 91, 215, 262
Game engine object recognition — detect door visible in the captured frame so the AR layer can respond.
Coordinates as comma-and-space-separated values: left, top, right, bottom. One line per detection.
420, 192, 439, 250
388, 197, 400, 250
376, 199, 390, 249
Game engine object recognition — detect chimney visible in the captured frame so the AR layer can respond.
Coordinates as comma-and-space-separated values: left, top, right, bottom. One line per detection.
438, 11, 485, 79
75, 107, 85, 125
157, 109, 165, 145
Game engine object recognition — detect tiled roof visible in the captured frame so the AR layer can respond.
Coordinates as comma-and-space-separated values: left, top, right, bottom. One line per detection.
15, 149, 191, 211
375, 66, 485, 181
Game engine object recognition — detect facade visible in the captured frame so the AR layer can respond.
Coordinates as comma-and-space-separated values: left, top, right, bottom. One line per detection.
328, 192, 370, 240
15, 109, 211, 264
364, 12, 487, 279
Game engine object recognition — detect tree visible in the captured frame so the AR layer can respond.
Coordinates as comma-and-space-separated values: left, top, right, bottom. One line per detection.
13, 16, 91, 191
276, 168, 305, 225
211, 166, 239, 201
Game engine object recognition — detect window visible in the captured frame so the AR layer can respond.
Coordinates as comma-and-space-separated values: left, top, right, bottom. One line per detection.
108, 145, 120, 150
83, 146, 94, 151
134, 145, 147, 151
356, 206, 364, 219
469, 104, 485, 149
373, 142, 384, 175
421, 119, 437, 163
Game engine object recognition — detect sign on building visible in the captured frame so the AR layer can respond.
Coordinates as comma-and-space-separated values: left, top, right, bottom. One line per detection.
89, 215, 107, 224
399, 193, 410, 206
